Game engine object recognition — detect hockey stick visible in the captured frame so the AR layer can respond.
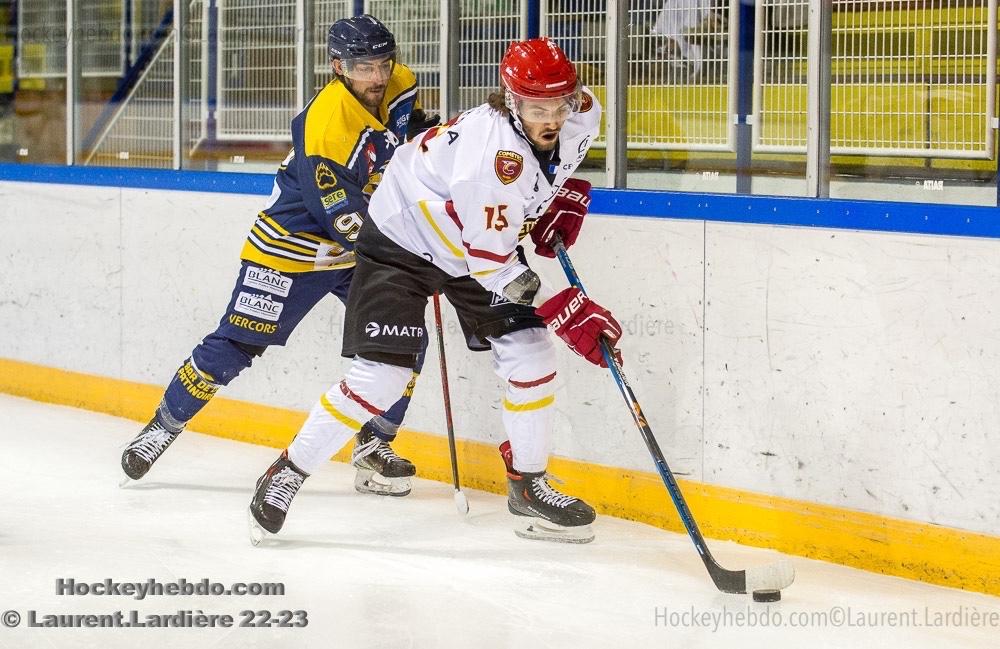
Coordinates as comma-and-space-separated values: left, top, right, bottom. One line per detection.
552, 236, 794, 595
432, 292, 470, 516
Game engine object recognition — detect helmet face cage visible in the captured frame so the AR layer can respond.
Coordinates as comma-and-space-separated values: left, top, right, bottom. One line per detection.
503, 84, 582, 123
340, 51, 397, 82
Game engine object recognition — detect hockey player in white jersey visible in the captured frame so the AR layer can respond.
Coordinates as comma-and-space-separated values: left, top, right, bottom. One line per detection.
248, 37, 623, 544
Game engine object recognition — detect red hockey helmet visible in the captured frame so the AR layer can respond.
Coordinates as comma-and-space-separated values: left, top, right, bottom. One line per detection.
500, 38, 578, 100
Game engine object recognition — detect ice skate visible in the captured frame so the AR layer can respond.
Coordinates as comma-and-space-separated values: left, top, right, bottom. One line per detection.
248, 451, 308, 546
120, 415, 183, 485
501, 441, 596, 544
351, 423, 416, 497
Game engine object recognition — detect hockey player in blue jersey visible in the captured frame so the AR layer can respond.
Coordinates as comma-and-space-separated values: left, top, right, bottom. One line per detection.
121, 15, 436, 497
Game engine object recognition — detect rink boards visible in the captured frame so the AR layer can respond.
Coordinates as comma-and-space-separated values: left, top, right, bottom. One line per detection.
0, 169, 997, 596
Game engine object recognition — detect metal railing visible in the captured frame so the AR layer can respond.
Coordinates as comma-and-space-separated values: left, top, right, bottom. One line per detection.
85, 31, 176, 167
215, 0, 299, 141
754, 0, 997, 158
17, 0, 169, 78
53, 0, 998, 185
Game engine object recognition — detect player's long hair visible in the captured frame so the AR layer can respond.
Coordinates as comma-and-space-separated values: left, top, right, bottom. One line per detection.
487, 88, 510, 115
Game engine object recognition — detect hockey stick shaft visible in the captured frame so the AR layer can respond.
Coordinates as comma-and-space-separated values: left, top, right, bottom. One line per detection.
432, 292, 463, 492
551, 237, 742, 590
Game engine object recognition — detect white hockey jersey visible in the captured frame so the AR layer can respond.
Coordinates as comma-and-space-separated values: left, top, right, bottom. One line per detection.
368, 88, 602, 299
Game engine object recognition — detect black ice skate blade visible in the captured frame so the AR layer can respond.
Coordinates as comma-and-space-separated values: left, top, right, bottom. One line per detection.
514, 521, 595, 544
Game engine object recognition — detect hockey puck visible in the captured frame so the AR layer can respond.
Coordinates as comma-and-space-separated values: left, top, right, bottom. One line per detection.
752, 589, 781, 603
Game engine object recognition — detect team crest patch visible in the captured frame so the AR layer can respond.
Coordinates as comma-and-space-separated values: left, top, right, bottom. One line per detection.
315, 162, 337, 190
579, 92, 594, 113
495, 150, 524, 185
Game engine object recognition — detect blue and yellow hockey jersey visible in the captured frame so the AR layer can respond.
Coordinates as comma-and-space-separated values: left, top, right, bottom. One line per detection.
239, 64, 419, 273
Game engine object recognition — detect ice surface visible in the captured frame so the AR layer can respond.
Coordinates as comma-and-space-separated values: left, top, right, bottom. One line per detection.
1, 394, 996, 648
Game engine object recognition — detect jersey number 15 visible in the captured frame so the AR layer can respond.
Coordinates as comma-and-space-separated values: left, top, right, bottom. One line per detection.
485, 205, 509, 232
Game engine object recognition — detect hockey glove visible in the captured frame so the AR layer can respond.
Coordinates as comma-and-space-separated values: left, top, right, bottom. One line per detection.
406, 109, 442, 141
530, 178, 592, 258
536, 287, 623, 368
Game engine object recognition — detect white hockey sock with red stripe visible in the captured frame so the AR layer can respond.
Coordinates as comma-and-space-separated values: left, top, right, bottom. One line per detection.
288, 358, 412, 474
490, 328, 558, 474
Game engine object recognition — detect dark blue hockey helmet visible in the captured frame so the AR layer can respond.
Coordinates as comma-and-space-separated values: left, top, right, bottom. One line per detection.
327, 14, 396, 62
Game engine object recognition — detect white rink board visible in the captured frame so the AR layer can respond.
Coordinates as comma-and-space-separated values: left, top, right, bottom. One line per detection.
0, 180, 997, 536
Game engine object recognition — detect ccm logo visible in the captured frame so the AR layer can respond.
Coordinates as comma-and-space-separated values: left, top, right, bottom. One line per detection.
548, 294, 588, 332
556, 186, 591, 208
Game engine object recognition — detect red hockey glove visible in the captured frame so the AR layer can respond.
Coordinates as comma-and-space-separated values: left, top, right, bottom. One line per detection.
535, 287, 623, 368
530, 178, 592, 258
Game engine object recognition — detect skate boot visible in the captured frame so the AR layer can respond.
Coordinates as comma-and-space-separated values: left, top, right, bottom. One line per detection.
120, 408, 184, 484
248, 451, 308, 546
501, 441, 596, 544
351, 421, 416, 497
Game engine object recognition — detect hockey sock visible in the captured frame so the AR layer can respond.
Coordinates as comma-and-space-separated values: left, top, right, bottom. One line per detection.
370, 337, 428, 437
490, 328, 557, 474
288, 358, 412, 474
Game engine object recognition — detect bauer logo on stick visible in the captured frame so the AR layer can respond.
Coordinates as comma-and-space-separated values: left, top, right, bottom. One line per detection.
495, 150, 524, 185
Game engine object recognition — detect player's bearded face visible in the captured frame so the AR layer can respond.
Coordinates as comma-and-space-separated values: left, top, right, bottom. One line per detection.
515, 95, 577, 151
335, 55, 394, 110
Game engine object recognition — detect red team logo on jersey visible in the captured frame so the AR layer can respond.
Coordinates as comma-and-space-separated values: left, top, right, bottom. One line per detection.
495, 150, 524, 185
579, 92, 593, 113
365, 142, 377, 174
